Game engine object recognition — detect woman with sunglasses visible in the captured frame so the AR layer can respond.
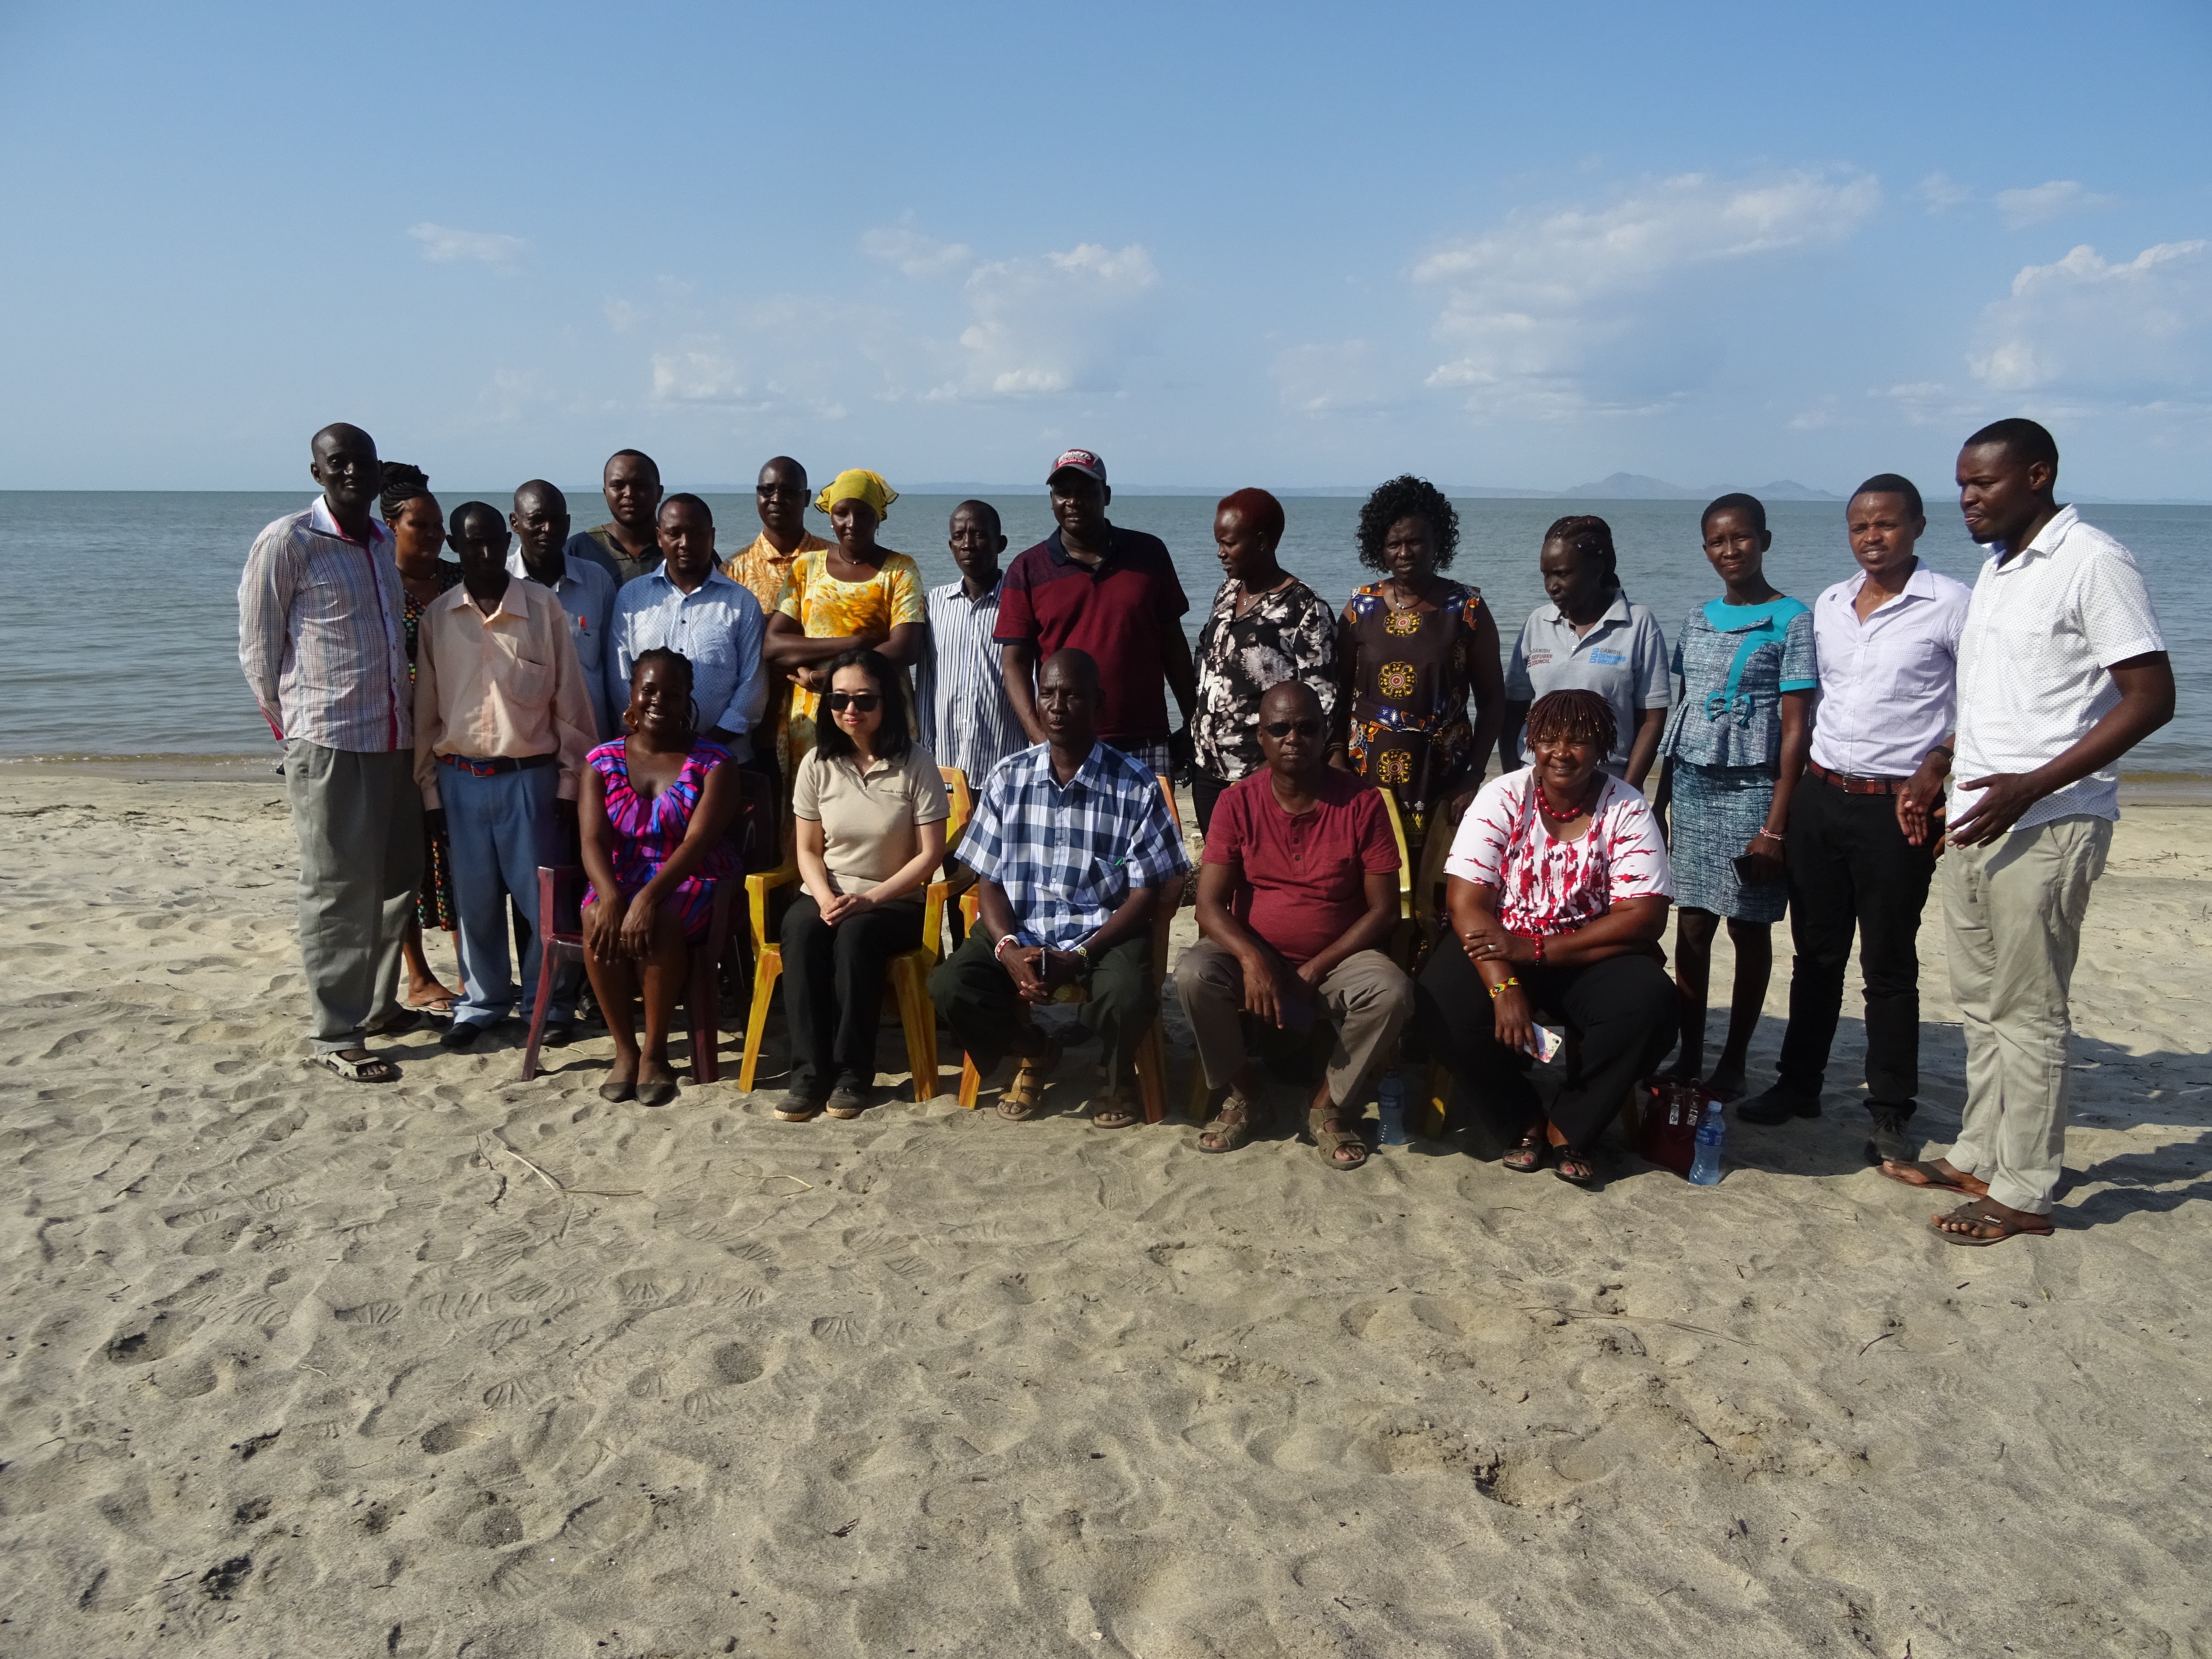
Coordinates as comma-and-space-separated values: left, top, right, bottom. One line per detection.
777, 647, 951, 1121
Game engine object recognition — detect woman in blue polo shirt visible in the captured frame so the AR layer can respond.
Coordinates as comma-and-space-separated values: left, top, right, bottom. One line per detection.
1661, 493, 1816, 1100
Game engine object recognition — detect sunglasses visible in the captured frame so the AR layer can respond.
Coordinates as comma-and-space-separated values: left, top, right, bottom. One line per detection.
1263, 717, 1325, 739
825, 691, 881, 713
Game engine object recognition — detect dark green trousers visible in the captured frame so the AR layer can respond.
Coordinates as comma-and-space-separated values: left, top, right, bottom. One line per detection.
928, 930, 1155, 1083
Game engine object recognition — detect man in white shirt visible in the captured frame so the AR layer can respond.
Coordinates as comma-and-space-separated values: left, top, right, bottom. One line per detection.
1881, 420, 2173, 1245
1739, 475, 1970, 1164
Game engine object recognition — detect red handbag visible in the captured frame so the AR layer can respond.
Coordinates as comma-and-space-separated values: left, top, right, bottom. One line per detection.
1637, 1079, 1708, 1177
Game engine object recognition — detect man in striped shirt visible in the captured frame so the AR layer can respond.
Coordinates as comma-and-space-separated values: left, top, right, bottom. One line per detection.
237, 423, 423, 1082
915, 500, 1027, 792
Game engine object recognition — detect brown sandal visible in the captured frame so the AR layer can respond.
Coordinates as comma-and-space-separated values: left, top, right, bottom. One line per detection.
998, 1040, 1061, 1121
1932, 1197, 2054, 1246
1307, 1105, 1368, 1171
1197, 1091, 1261, 1153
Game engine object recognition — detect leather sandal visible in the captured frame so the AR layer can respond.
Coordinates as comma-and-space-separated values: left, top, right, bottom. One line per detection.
1197, 1091, 1261, 1153
998, 1039, 1061, 1121
1307, 1104, 1368, 1171
1503, 1131, 1548, 1173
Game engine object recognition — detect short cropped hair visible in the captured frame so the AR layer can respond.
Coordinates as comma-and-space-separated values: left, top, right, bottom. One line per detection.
1851, 473, 1924, 519
659, 492, 713, 526
1217, 486, 1286, 549
1964, 418, 2059, 472
1701, 492, 1767, 536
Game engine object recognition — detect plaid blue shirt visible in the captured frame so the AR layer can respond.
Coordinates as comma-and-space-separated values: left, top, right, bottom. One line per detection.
961, 741, 1189, 950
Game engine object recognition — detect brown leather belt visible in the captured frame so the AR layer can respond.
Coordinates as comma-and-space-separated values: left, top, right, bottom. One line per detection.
1810, 760, 1906, 795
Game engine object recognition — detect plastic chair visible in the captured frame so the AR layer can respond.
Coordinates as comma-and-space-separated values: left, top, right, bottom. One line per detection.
736, 767, 974, 1103
957, 774, 1183, 1123
521, 867, 735, 1083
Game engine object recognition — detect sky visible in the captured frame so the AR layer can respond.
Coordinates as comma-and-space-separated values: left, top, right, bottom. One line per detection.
2, 0, 2209, 497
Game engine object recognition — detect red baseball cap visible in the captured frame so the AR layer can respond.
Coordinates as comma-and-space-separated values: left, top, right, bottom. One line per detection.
1047, 448, 1106, 486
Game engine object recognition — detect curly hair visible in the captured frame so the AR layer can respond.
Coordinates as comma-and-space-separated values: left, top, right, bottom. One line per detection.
1356, 475, 1460, 573
1542, 514, 1617, 584
1524, 688, 1617, 759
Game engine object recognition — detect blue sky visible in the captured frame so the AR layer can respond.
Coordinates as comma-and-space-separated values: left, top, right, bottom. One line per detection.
3, 0, 2208, 495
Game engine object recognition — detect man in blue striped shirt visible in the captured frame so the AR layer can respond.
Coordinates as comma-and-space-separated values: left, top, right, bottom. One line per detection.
928, 650, 1188, 1129
916, 500, 1027, 793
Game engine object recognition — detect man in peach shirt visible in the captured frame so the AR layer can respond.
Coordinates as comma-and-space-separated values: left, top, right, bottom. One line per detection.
415, 501, 597, 1049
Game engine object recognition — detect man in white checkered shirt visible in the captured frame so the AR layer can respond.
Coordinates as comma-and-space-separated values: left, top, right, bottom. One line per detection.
928, 649, 1188, 1128
1881, 419, 2174, 1245
238, 423, 423, 1083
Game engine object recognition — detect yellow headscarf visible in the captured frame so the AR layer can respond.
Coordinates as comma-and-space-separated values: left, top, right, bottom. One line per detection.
814, 469, 897, 520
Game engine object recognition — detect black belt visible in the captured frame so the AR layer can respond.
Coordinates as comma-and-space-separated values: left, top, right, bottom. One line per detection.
439, 752, 557, 777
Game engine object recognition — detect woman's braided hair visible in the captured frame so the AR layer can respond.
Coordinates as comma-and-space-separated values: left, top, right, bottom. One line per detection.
628, 647, 698, 744
1524, 687, 1616, 758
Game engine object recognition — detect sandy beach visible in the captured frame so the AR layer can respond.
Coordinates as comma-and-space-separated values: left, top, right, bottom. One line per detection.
2, 764, 2207, 1659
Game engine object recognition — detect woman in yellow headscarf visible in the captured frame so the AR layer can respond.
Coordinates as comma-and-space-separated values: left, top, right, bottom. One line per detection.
761, 469, 928, 765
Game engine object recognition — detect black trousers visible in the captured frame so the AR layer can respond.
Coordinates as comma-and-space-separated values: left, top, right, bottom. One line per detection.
1777, 775, 1938, 1112
780, 891, 923, 1090
1417, 940, 1677, 1152
1192, 771, 1232, 836
927, 928, 1154, 1082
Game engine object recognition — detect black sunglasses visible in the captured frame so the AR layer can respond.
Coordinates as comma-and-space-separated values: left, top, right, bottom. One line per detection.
1263, 717, 1325, 739
825, 691, 881, 713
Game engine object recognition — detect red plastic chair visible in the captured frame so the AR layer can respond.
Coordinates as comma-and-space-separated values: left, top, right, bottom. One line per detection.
521, 867, 736, 1083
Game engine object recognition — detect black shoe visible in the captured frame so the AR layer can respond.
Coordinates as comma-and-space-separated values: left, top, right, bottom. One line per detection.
541, 1021, 575, 1049
824, 1077, 871, 1120
1737, 1083, 1820, 1125
441, 1021, 491, 1051
1865, 1106, 1916, 1166
774, 1086, 825, 1122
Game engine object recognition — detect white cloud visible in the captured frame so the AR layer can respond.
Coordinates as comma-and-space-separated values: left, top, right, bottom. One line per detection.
1917, 172, 1972, 214
1416, 170, 1882, 417
406, 222, 527, 264
955, 242, 1160, 397
859, 224, 974, 278
1970, 241, 2212, 401
1275, 339, 1391, 415
603, 297, 642, 334
650, 345, 749, 403
1994, 180, 2113, 229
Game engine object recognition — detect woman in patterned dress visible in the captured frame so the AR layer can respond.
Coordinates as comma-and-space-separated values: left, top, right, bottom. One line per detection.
1189, 486, 1339, 834
1415, 689, 1677, 1186
1658, 493, 1817, 1100
1331, 474, 1504, 936
579, 649, 740, 1106
381, 462, 466, 1016
760, 469, 926, 774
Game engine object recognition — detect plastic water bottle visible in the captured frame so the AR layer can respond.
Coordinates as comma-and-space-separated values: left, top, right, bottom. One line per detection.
1688, 1103, 1726, 1185
1376, 1073, 1408, 1147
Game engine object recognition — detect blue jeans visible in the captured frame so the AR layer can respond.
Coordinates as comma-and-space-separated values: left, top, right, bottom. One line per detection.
442, 762, 566, 1029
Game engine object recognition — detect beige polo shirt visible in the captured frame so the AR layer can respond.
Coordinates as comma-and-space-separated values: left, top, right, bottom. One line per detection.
791, 743, 952, 894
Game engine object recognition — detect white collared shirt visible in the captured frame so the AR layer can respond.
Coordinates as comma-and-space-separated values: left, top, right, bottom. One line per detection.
608, 566, 769, 760
1953, 505, 2165, 831
509, 548, 617, 739
1807, 563, 1972, 779
1505, 589, 1671, 774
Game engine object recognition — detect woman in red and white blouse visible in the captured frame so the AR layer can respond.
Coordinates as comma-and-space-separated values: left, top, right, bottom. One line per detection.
1416, 689, 1677, 1185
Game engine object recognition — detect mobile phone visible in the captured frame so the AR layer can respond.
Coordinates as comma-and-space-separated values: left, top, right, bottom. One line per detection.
1732, 852, 1779, 887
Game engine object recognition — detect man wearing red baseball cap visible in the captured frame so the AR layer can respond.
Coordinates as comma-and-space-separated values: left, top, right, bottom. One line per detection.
993, 448, 1196, 778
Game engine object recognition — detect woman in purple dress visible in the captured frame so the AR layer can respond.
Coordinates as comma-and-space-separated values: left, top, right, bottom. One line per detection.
579, 649, 738, 1105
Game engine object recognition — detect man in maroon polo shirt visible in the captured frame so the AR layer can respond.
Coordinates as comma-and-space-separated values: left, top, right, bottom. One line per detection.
995, 448, 1198, 776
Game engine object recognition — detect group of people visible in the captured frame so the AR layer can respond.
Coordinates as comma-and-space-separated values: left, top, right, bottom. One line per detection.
239, 416, 2172, 1246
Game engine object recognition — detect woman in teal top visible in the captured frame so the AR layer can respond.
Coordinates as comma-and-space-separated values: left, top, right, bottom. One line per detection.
1659, 493, 1817, 1100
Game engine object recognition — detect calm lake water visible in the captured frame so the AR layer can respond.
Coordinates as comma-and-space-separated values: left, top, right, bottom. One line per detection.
3, 489, 2203, 773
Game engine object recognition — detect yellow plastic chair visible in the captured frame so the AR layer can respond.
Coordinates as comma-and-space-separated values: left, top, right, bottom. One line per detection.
957, 774, 1183, 1123
737, 766, 973, 1103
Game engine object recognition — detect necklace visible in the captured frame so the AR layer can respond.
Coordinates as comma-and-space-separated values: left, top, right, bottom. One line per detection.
1538, 776, 1598, 821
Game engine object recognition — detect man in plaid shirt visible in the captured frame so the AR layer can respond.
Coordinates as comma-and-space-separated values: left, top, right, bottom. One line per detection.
929, 650, 1188, 1128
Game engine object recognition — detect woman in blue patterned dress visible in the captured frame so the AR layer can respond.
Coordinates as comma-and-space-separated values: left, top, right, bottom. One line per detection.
1659, 494, 1816, 1099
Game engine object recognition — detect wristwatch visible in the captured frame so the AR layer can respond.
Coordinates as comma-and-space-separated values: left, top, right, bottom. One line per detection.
1072, 941, 1093, 978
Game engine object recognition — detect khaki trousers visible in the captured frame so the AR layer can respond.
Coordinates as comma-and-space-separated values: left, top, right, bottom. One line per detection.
1940, 813, 2112, 1214
285, 742, 422, 1052
1176, 938, 1414, 1108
